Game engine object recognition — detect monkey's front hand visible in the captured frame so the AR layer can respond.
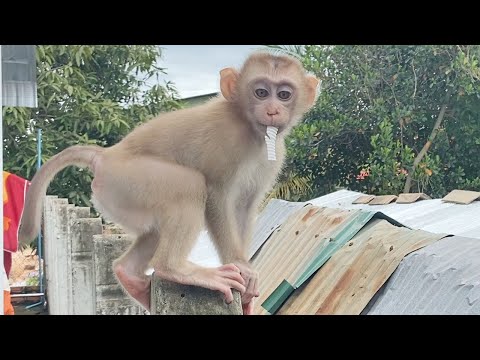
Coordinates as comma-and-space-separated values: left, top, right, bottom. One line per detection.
233, 261, 259, 315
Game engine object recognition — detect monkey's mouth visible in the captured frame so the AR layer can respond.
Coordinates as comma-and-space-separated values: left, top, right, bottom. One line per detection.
256, 122, 285, 135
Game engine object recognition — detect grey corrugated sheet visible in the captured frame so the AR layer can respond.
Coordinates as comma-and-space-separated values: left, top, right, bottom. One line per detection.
363, 235, 480, 315
2, 45, 38, 108
309, 189, 480, 239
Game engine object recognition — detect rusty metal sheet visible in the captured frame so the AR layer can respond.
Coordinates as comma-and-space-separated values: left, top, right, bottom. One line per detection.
249, 199, 308, 259
252, 205, 363, 315
277, 219, 447, 315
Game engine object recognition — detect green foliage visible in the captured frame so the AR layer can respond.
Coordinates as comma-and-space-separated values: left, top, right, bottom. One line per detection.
269, 45, 480, 199
3, 45, 181, 207
26, 275, 39, 286
363, 119, 414, 195
264, 171, 312, 205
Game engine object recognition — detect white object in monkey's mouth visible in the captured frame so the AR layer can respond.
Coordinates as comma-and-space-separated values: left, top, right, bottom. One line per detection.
265, 126, 278, 161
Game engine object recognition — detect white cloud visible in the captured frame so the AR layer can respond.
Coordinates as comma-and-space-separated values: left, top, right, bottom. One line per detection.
153, 45, 263, 98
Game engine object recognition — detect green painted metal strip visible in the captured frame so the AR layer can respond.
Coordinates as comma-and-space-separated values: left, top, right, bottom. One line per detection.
373, 211, 408, 229
262, 279, 294, 314
293, 210, 376, 288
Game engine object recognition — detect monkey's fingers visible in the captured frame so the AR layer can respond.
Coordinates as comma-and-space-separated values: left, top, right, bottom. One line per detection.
242, 278, 257, 303
222, 269, 246, 287
221, 286, 235, 304
253, 275, 260, 297
219, 263, 241, 273
224, 278, 246, 295
220, 280, 246, 304
219, 264, 246, 285
242, 299, 255, 315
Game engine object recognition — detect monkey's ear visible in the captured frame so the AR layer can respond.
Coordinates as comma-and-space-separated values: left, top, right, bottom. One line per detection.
220, 68, 239, 101
305, 76, 320, 107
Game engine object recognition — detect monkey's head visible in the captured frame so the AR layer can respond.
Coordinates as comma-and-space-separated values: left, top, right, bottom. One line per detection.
220, 52, 319, 136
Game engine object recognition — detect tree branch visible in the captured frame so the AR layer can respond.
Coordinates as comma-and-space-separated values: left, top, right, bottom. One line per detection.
403, 94, 450, 193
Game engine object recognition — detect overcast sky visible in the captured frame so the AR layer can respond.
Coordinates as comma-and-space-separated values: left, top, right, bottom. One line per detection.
155, 45, 264, 98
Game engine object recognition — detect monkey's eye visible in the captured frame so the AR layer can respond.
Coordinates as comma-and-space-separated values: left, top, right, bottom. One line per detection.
277, 91, 292, 100
255, 88, 269, 99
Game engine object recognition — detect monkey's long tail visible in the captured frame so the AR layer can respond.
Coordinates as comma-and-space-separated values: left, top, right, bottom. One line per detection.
18, 145, 104, 245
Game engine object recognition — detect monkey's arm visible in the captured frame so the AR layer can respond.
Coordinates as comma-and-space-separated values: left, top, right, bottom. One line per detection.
206, 188, 247, 264
206, 188, 259, 313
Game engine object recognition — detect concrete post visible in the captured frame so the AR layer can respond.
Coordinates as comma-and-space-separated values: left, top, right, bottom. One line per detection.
68, 207, 102, 315
150, 278, 243, 315
43, 196, 70, 314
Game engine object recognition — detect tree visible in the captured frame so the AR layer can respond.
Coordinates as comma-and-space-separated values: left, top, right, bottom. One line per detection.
3, 45, 181, 207
270, 45, 480, 200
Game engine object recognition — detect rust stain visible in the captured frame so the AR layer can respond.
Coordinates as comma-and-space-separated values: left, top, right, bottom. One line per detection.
315, 268, 356, 314
332, 215, 345, 225
301, 208, 318, 222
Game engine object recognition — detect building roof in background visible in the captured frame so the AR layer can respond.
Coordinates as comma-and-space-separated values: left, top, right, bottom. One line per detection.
181, 92, 219, 107
309, 189, 480, 239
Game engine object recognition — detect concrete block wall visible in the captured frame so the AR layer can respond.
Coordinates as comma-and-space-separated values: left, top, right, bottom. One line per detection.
43, 196, 241, 315
43, 196, 142, 315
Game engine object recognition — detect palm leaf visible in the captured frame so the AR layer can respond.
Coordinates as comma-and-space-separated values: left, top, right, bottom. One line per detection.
262, 172, 312, 208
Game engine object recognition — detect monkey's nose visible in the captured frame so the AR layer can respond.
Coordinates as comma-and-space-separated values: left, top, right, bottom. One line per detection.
267, 110, 279, 116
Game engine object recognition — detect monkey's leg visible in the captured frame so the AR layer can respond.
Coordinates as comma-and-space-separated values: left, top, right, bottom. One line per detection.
150, 198, 246, 304
113, 230, 159, 311
93, 157, 245, 306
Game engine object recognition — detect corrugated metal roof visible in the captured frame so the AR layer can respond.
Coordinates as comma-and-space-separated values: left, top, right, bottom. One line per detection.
187, 189, 480, 315
278, 219, 447, 315
250, 199, 307, 259
363, 235, 480, 315
309, 189, 480, 239
252, 205, 399, 315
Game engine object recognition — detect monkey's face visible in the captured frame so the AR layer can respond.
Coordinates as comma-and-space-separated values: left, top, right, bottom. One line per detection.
222, 54, 319, 137
245, 78, 298, 133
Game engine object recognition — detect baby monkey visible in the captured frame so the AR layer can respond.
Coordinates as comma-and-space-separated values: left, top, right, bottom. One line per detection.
19, 51, 319, 314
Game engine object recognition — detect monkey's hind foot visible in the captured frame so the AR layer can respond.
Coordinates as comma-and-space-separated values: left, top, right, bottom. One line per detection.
114, 264, 151, 312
